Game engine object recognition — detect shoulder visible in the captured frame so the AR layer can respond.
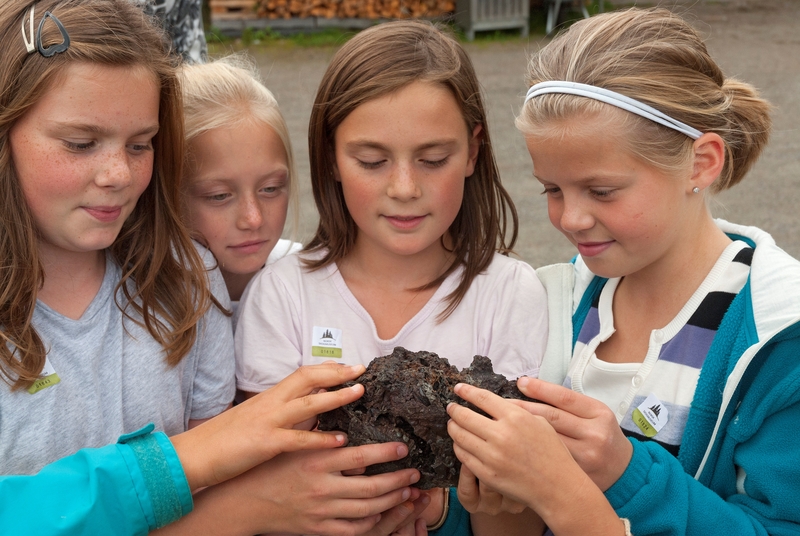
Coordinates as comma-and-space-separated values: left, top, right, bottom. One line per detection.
717, 219, 800, 338
468, 253, 545, 297
259, 248, 323, 280
267, 239, 304, 265
482, 253, 538, 280
242, 249, 329, 304
536, 256, 602, 315
191, 240, 231, 308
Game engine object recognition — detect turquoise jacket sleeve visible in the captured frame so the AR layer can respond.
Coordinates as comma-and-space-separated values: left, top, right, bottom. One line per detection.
606, 398, 800, 536
0, 424, 193, 536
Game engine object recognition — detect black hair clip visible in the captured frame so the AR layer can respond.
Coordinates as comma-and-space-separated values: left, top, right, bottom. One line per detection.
21, 6, 70, 57
37, 11, 70, 57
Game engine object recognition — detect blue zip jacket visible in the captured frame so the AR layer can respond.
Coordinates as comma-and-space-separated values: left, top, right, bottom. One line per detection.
0, 424, 192, 535
558, 221, 800, 535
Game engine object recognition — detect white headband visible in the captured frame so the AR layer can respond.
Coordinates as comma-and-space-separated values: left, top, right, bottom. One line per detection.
524, 81, 703, 140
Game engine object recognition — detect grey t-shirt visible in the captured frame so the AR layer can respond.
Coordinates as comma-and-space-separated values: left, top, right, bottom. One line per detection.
0, 251, 235, 474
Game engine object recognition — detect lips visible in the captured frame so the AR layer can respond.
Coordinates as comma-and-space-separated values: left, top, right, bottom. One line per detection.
576, 240, 614, 257
83, 206, 122, 223
228, 240, 267, 254
385, 214, 426, 230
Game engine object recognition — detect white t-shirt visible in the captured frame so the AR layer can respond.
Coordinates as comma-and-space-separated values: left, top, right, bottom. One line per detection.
235, 251, 548, 392
230, 238, 303, 330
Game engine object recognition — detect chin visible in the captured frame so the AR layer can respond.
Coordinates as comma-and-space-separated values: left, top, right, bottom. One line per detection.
221, 261, 265, 276
579, 256, 627, 279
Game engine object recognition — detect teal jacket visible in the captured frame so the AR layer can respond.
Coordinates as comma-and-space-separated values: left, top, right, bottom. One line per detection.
0, 424, 192, 535
539, 220, 800, 535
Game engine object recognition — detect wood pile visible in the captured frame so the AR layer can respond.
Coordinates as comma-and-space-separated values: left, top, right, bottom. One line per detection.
254, 0, 456, 20
210, 0, 260, 20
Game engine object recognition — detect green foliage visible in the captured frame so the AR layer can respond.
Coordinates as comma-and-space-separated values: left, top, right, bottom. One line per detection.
206, 26, 353, 49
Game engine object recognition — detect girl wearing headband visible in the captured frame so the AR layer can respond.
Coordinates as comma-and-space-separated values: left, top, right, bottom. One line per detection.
447, 8, 800, 535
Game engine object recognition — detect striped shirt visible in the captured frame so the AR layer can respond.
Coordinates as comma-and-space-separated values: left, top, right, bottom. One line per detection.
565, 241, 753, 456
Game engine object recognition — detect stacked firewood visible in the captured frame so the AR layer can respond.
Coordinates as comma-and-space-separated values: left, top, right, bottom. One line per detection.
253, 0, 456, 19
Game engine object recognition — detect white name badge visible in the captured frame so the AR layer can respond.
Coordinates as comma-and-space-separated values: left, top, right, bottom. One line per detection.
632, 393, 669, 438
312, 326, 343, 358
27, 357, 61, 394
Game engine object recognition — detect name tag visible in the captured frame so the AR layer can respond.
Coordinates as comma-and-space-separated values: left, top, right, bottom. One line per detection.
27, 358, 61, 394
632, 393, 669, 438
312, 326, 343, 358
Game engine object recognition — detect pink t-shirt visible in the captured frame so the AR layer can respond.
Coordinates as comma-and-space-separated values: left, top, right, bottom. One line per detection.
235, 251, 548, 392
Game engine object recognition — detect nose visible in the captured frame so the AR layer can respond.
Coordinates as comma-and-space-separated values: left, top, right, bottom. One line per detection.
386, 162, 421, 201
95, 148, 133, 190
236, 194, 264, 230
554, 194, 594, 234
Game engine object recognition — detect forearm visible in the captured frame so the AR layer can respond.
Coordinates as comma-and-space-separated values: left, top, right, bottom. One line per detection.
531, 461, 622, 536
607, 440, 783, 535
151, 484, 256, 536
0, 427, 189, 536
471, 509, 546, 536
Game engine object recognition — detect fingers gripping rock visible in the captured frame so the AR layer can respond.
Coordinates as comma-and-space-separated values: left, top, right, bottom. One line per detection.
317, 347, 538, 489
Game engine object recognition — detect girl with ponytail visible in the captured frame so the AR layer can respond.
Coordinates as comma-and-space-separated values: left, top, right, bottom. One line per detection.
446, 8, 800, 535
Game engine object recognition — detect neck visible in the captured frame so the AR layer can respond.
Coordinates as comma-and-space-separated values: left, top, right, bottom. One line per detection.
339, 236, 455, 291
221, 269, 256, 302
37, 244, 107, 319
618, 215, 732, 308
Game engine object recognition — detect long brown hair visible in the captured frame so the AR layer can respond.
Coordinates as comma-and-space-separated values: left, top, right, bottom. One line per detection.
306, 20, 518, 319
517, 8, 772, 192
0, 0, 215, 389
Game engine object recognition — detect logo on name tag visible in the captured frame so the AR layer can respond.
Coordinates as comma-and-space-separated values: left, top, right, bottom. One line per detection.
312, 326, 343, 358
632, 393, 669, 438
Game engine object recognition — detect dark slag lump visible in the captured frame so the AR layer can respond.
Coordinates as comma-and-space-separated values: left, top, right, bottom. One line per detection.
317, 347, 536, 489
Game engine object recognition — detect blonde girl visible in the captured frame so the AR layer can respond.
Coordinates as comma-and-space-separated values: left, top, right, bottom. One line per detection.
447, 8, 800, 536
236, 20, 549, 535
179, 55, 302, 316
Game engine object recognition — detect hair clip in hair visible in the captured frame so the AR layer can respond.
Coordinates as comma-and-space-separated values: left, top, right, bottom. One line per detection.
21, 5, 36, 53
37, 11, 70, 57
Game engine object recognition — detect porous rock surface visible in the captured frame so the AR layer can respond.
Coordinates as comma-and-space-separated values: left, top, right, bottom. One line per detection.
317, 347, 536, 489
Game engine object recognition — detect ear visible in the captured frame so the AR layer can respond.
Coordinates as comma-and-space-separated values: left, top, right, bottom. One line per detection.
690, 132, 725, 193
464, 124, 483, 178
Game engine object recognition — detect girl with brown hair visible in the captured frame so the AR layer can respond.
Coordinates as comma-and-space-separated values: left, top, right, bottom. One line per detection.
0, 2, 419, 534
447, 7, 800, 535
236, 19, 549, 535
0, 0, 232, 476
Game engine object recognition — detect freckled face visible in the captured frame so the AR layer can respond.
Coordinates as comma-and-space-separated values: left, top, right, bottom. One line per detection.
525, 116, 692, 279
333, 80, 480, 260
184, 121, 290, 277
9, 63, 159, 259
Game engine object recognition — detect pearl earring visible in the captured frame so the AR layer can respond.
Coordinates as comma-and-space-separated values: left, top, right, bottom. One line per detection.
692, 187, 700, 194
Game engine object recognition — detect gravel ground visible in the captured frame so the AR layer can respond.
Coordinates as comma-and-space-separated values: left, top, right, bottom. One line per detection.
234, 0, 800, 267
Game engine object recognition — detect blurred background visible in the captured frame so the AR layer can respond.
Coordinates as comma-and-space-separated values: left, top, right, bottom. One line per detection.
200, 0, 800, 267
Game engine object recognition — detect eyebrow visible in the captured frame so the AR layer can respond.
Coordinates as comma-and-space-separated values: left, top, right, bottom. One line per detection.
534, 174, 627, 184
344, 139, 459, 151
191, 167, 290, 184
52, 122, 160, 137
